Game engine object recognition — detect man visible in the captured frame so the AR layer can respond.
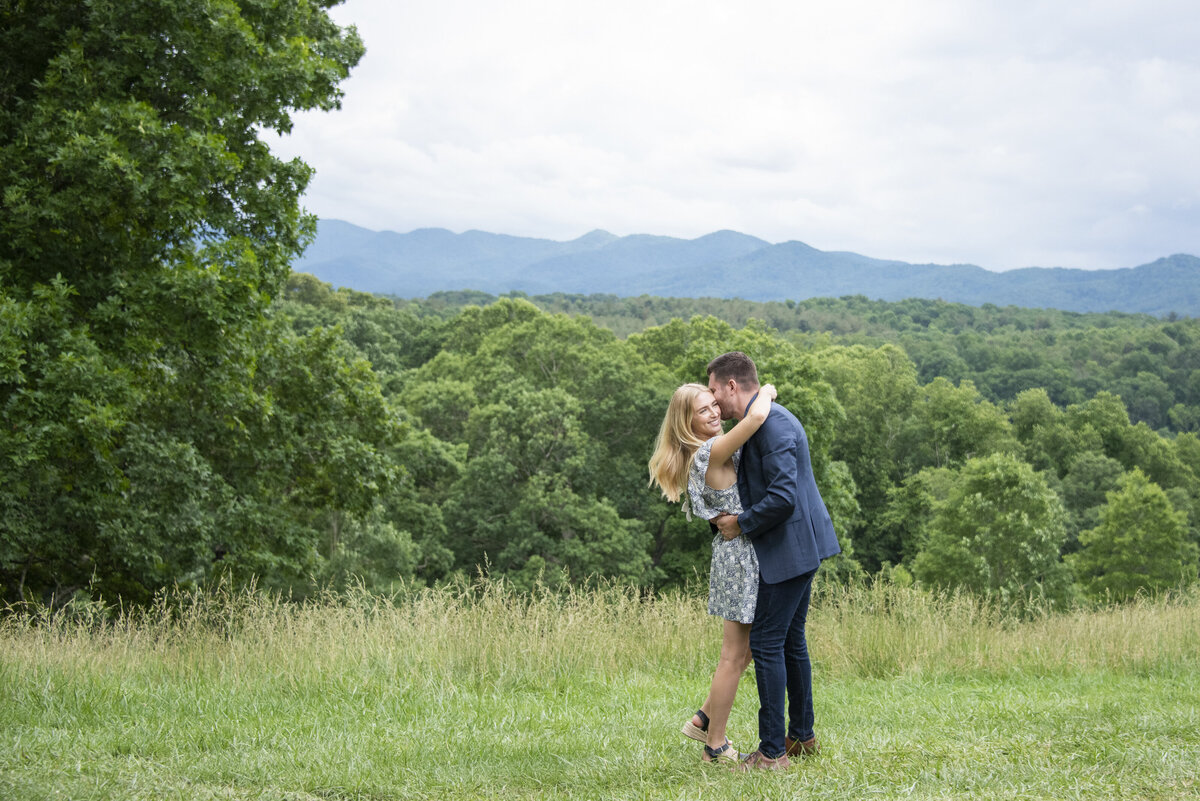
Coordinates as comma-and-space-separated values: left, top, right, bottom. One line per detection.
707, 351, 841, 770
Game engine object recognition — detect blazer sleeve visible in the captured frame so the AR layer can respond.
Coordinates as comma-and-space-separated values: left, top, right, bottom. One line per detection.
737, 415, 802, 539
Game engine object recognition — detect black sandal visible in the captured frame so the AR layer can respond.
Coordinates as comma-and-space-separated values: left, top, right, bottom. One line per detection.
702, 737, 742, 764
680, 708, 709, 743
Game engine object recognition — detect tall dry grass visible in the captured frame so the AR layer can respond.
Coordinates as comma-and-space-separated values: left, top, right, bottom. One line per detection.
4, 577, 1197, 687
813, 579, 1200, 678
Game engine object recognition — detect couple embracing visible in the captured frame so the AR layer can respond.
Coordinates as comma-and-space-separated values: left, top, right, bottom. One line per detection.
649, 351, 841, 770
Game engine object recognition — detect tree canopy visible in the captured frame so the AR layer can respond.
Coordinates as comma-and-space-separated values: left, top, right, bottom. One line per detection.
1, 1, 381, 603
1070, 469, 1199, 601
911, 453, 1073, 606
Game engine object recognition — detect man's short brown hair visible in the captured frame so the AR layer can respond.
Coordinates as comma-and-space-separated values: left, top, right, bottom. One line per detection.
707, 351, 759, 388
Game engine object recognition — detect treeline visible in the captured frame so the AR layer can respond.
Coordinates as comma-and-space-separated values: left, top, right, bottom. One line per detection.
417, 290, 1163, 338
411, 291, 1200, 435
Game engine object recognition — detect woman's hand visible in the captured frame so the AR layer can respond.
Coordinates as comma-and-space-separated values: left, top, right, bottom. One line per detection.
708, 381, 776, 466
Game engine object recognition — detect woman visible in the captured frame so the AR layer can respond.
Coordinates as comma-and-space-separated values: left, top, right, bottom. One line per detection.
648, 381, 776, 763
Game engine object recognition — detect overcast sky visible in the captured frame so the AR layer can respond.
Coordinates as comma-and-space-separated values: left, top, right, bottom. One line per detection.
272, 0, 1199, 271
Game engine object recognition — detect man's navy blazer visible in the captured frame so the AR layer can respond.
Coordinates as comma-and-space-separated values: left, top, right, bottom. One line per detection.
736, 401, 841, 584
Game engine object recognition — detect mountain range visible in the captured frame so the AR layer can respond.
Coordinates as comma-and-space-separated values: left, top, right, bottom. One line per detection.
294, 219, 1200, 316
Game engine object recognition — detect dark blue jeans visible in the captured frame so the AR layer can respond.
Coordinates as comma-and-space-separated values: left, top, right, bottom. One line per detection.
749, 568, 816, 758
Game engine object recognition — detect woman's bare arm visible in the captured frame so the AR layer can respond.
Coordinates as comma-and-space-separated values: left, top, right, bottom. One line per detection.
708, 383, 776, 466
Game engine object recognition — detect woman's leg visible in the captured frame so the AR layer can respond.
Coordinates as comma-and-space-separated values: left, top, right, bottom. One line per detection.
701, 619, 753, 748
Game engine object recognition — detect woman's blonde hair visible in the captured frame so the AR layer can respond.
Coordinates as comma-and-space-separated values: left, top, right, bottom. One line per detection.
648, 383, 712, 502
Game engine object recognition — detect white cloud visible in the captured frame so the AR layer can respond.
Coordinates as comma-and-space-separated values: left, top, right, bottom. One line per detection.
273, 0, 1200, 270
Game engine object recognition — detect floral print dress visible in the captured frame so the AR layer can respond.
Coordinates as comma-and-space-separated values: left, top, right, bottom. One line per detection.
685, 439, 759, 624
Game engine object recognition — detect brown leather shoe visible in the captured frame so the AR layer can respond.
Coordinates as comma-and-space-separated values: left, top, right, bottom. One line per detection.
785, 735, 820, 756
733, 750, 791, 771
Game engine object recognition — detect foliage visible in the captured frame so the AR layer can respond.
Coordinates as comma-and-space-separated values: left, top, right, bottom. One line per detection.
1058, 450, 1126, 551
815, 344, 918, 570
0, 1, 386, 603
898, 377, 1020, 472
420, 292, 1200, 433
912, 454, 1074, 606
876, 467, 957, 568
250, 278, 1200, 602
394, 300, 672, 586
1070, 469, 1199, 601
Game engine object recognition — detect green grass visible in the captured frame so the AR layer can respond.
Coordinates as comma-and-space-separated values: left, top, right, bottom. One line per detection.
2, 580, 1198, 800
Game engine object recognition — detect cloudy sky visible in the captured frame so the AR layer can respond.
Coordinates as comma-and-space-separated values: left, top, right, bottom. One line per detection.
272, 0, 1199, 271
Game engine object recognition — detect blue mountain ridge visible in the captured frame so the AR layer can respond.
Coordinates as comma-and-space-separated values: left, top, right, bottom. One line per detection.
294, 219, 1200, 316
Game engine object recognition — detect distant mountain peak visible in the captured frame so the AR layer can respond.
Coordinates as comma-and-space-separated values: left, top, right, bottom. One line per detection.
571, 229, 619, 245
776, 240, 820, 253
697, 229, 770, 246
296, 220, 1198, 315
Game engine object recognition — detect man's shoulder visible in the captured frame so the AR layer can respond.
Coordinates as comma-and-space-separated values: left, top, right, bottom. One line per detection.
767, 401, 802, 426
761, 402, 804, 438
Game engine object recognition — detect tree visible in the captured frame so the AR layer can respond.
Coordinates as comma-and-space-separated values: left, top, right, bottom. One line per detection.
1058, 451, 1125, 551
912, 453, 1073, 606
1009, 387, 1065, 472
877, 466, 956, 568
1065, 392, 1133, 460
817, 344, 919, 570
1112, 372, 1174, 429
898, 378, 1019, 472
2, 0, 362, 308
399, 303, 668, 586
1, 1, 379, 602
1070, 469, 1198, 602
1009, 387, 1063, 442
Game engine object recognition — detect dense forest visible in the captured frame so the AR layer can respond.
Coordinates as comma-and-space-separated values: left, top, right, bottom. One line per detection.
3, 1, 1198, 609
416, 291, 1200, 433
268, 277, 1200, 605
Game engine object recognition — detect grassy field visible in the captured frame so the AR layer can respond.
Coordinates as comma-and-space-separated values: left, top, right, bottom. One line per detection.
2, 579, 1198, 800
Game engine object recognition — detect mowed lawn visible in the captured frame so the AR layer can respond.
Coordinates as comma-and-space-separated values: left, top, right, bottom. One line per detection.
2, 581, 1198, 800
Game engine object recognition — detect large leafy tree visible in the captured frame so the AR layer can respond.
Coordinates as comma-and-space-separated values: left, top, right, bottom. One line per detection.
2, 0, 362, 306
897, 377, 1019, 472
817, 343, 919, 570
398, 300, 668, 587
1, 1, 381, 602
1070, 469, 1198, 602
912, 453, 1073, 606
